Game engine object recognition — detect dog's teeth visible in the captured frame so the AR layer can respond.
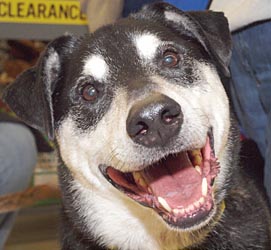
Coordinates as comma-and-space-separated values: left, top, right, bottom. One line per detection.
158, 197, 172, 213
194, 199, 201, 208
132, 172, 148, 188
175, 208, 185, 215
195, 165, 201, 174
199, 197, 205, 205
184, 207, 190, 214
173, 209, 180, 215
190, 149, 202, 166
187, 204, 195, 212
202, 178, 208, 196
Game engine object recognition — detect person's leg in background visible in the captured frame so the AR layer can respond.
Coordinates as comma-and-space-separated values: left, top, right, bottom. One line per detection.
265, 111, 271, 202
0, 123, 37, 249
229, 21, 271, 203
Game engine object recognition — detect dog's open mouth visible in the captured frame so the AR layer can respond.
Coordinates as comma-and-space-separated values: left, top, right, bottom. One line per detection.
100, 134, 220, 229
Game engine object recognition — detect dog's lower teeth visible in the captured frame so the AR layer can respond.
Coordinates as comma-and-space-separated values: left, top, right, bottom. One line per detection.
202, 178, 208, 196
199, 197, 205, 205
173, 209, 179, 215
173, 196, 206, 216
194, 200, 201, 208
158, 197, 172, 212
173, 208, 185, 215
187, 204, 195, 213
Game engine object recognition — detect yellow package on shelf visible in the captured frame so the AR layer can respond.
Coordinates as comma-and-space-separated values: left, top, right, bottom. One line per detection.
0, 0, 88, 25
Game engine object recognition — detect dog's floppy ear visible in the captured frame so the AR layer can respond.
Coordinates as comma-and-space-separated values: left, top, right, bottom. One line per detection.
3, 35, 79, 140
133, 2, 232, 77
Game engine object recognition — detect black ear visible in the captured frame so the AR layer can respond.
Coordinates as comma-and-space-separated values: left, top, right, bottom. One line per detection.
3, 35, 79, 140
133, 2, 232, 77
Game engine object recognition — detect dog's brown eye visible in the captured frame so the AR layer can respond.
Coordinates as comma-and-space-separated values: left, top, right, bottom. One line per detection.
82, 84, 99, 102
162, 51, 179, 67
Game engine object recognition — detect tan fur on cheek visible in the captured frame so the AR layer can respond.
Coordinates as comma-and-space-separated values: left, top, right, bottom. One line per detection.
55, 89, 131, 190
55, 118, 107, 190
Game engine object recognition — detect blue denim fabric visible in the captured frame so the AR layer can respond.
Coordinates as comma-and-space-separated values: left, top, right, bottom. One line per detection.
230, 21, 271, 201
265, 111, 271, 201
165, 0, 209, 10
123, 0, 208, 17
0, 123, 37, 249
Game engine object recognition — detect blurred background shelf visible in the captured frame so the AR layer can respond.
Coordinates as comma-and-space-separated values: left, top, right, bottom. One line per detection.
5, 205, 60, 250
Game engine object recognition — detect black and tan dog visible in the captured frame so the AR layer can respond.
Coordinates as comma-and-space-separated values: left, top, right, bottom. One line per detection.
4, 3, 271, 250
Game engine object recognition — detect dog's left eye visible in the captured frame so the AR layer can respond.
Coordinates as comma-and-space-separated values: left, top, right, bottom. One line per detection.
162, 51, 180, 67
82, 84, 99, 102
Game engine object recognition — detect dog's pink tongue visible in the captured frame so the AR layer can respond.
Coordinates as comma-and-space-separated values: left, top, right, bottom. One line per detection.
141, 153, 202, 209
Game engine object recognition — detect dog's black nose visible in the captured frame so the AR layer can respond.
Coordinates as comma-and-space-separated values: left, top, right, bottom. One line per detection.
126, 94, 183, 147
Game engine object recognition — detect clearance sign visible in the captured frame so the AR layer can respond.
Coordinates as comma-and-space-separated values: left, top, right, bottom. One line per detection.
0, 0, 88, 25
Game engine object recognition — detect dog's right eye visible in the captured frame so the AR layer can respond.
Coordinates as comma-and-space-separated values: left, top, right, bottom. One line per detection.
162, 50, 180, 67
82, 84, 99, 102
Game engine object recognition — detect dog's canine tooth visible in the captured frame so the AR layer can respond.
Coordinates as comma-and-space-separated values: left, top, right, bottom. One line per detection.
158, 197, 172, 213
202, 178, 208, 196
189, 149, 202, 166
132, 172, 148, 188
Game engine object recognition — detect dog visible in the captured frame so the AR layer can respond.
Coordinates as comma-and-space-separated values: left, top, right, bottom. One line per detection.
4, 2, 271, 250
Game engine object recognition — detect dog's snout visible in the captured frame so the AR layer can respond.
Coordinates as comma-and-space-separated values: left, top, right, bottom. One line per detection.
126, 94, 183, 147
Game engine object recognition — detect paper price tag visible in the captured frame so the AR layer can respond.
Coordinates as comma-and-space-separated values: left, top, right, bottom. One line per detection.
0, 0, 88, 25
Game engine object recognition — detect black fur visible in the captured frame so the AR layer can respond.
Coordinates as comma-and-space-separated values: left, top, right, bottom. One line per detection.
3, 2, 271, 250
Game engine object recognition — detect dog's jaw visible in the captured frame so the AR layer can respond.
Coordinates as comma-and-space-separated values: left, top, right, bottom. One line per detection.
100, 135, 220, 229
64, 169, 225, 250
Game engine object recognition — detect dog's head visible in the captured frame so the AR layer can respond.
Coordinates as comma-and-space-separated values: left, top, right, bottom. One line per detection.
4, 3, 232, 234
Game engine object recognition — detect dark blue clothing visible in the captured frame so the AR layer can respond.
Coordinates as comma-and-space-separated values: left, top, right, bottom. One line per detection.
123, 0, 209, 17
230, 21, 271, 201
267, 112, 271, 200
165, 0, 209, 10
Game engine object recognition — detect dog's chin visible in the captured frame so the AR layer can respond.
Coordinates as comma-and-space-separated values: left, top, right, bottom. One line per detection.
99, 133, 220, 231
